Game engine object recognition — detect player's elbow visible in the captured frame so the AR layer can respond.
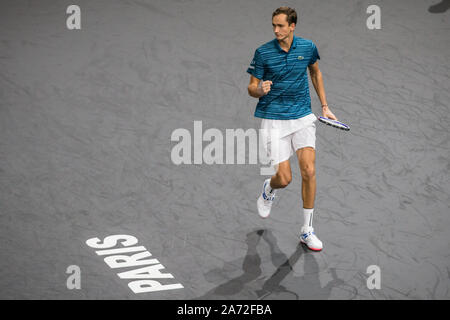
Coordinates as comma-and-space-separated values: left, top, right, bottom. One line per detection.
247, 85, 257, 98
310, 69, 322, 79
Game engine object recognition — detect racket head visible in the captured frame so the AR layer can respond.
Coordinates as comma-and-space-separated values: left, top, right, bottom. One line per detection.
318, 116, 350, 131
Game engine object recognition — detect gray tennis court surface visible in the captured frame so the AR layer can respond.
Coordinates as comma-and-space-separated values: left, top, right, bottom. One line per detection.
1, 0, 449, 299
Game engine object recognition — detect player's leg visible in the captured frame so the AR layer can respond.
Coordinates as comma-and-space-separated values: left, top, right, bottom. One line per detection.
270, 159, 292, 189
257, 134, 293, 218
296, 147, 316, 209
292, 124, 323, 251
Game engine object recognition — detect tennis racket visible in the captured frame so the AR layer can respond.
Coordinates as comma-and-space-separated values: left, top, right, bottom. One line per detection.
318, 116, 350, 131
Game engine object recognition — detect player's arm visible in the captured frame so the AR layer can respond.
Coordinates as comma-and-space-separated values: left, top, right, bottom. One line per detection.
247, 75, 272, 98
308, 61, 337, 120
308, 61, 327, 107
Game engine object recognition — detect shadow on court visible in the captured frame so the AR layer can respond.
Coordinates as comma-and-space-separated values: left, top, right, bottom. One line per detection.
428, 0, 450, 12
195, 229, 349, 300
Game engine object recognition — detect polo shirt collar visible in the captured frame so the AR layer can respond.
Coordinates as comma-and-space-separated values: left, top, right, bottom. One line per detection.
275, 35, 297, 53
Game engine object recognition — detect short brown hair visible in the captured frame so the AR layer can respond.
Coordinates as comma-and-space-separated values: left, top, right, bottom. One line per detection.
272, 7, 297, 25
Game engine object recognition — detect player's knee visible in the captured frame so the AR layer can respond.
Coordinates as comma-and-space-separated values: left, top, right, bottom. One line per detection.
301, 166, 315, 181
278, 173, 292, 188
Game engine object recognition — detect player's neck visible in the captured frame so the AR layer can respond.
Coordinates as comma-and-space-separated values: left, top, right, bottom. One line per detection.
278, 34, 294, 52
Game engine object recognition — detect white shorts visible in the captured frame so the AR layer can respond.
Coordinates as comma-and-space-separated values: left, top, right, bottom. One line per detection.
261, 115, 317, 166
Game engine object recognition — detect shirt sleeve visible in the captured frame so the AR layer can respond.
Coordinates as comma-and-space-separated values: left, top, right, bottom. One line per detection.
246, 49, 264, 79
309, 42, 320, 65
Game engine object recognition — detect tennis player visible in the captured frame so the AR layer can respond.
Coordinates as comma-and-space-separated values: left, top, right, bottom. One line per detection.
247, 7, 338, 251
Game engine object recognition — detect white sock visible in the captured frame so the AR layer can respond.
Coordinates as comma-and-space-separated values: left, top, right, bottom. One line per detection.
265, 179, 275, 194
303, 208, 314, 228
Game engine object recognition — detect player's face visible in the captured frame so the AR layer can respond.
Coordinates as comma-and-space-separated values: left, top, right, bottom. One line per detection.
272, 14, 294, 40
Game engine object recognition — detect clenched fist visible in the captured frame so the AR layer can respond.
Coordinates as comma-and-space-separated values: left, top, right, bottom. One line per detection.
257, 80, 273, 96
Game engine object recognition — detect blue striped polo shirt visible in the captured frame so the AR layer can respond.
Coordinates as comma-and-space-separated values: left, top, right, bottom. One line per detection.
247, 35, 320, 120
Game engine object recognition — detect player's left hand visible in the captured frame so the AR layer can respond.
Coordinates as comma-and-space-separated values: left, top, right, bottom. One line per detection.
322, 105, 337, 120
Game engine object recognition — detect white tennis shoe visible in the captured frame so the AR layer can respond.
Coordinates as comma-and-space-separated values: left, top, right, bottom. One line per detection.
300, 226, 323, 251
257, 178, 276, 218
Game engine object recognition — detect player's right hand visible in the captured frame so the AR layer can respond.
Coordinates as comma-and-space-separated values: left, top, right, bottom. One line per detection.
257, 80, 272, 96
